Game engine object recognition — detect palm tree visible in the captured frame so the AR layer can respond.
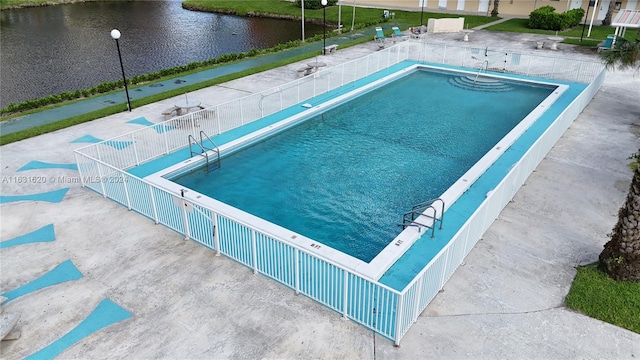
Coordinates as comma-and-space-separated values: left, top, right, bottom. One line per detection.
599, 152, 640, 282
601, 0, 616, 26
601, 37, 640, 71
491, 0, 500, 17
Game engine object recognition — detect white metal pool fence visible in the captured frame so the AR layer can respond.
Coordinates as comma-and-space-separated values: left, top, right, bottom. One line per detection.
408, 41, 605, 84
74, 41, 606, 345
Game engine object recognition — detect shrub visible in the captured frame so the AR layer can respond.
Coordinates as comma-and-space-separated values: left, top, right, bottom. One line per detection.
561, 8, 585, 28
528, 5, 585, 31
528, 6, 562, 30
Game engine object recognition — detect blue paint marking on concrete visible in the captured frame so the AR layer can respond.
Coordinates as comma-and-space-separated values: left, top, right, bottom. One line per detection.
127, 117, 174, 133
24, 298, 132, 360
0, 188, 69, 204
126, 117, 153, 126
70, 135, 133, 149
0, 224, 55, 249
70, 135, 103, 144
17, 161, 78, 172
0, 260, 83, 304
104, 140, 134, 150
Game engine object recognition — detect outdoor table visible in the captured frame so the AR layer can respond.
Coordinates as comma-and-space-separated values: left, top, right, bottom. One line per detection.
307, 61, 326, 73
175, 100, 201, 115
461, 29, 474, 42
547, 36, 564, 50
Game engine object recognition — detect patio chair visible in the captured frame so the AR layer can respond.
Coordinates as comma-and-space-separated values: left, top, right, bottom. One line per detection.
374, 27, 389, 49
391, 26, 408, 41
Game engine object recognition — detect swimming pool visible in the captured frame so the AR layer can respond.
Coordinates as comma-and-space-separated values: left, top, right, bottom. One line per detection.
74, 42, 605, 344
168, 68, 557, 263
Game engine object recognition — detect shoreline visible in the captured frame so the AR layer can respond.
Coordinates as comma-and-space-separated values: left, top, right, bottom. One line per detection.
1, 0, 101, 10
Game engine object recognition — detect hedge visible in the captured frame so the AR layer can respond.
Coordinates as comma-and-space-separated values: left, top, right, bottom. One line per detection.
528, 5, 585, 31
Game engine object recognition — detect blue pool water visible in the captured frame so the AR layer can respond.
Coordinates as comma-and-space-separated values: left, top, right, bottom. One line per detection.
171, 69, 555, 262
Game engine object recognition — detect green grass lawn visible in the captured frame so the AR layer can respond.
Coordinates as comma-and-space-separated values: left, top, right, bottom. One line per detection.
184, 0, 498, 30
566, 265, 640, 334
486, 18, 639, 43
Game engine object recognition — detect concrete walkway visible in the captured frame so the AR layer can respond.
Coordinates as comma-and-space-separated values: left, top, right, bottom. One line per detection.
1, 30, 639, 359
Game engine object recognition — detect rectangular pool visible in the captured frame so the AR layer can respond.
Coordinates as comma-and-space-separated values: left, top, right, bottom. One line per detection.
149, 64, 567, 280
168, 68, 557, 263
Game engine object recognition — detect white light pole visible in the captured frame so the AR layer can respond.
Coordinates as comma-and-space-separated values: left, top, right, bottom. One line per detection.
351, 0, 356, 31
110, 29, 131, 112
588, 0, 599, 37
338, 0, 342, 34
302, 0, 306, 42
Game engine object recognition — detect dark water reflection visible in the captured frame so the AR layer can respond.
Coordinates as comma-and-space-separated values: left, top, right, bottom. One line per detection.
0, 0, 323, 107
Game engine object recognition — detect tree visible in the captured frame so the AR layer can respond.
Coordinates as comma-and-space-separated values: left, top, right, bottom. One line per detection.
599, 152, 640, 282
601, 37, 640, 71
491, 0, 500, 17
601, 0, 616, 26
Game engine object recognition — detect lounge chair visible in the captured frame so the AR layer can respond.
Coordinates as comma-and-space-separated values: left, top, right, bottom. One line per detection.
391, 26, 408, 41
597, 34, 615, 52
374, 27, 389, 49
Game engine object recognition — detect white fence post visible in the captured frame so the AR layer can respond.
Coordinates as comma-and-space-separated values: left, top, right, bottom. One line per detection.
122, 175, 131, 210
295, 249, 300, 294
182, 198, 190, 240
413, 276, 423, 323
149, 186, 159, 224
213, 213, 220, 256
394, 293, 404, 346
163, 126, 170, 155
216, 107, 222, 135
252, 230, 258, 274
132, 133, 140, 166
96, 163, 107, 197
343, 270, 348, 318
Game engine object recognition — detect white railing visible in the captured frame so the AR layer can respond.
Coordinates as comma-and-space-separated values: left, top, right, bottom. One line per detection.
407, 41, 604, 84
74, 40, 606, 345
74, 44, 411, 171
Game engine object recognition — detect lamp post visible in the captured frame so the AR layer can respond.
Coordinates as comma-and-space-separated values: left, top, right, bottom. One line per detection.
321, 0, 327, 55
420, 0, 425, 27
337, 0, 342, 34
110, 29, 131, 112
302, 0, 305, 42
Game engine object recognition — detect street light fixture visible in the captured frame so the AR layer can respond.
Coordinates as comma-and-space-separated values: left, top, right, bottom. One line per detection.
321, 0, 327, 55
110, 29, 132, 112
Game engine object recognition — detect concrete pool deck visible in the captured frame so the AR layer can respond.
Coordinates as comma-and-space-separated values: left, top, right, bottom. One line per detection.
1, 30, 639, 358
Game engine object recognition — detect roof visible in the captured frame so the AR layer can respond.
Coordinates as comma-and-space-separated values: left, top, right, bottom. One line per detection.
611, 9, 640, 28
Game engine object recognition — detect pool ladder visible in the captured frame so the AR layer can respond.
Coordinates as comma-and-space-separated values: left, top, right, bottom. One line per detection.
473, 60, 489, 84
399, 198, 444, 238
188, 130, 220, 173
